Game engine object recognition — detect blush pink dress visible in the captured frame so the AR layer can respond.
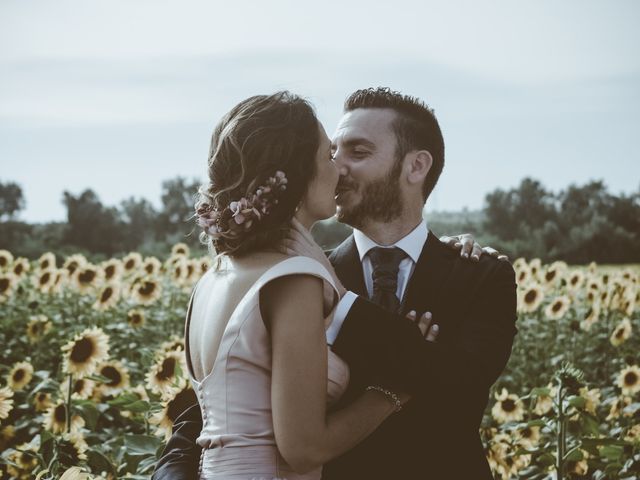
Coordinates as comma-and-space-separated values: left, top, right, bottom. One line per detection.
186, 256, 350, 480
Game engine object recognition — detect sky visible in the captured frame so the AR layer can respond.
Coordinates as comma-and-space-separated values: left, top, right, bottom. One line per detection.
1, 0, 639, 223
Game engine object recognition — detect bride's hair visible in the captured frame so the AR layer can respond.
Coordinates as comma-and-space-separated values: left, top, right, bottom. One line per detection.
195, 91, 320, 257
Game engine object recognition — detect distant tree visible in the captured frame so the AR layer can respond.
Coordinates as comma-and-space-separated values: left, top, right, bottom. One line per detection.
62, 190, 125, 255
120, 197, 158, 250
157, 177, 200, 240
0, 181, 26, 220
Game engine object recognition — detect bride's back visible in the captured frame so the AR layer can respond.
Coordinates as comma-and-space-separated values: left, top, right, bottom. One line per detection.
188, 251, 289, 382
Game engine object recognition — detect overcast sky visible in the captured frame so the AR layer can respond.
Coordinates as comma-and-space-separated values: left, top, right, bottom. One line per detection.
1, 0, 638, 223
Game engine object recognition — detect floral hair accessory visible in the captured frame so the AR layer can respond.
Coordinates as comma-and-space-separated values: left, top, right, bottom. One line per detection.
197, 171, 288, 240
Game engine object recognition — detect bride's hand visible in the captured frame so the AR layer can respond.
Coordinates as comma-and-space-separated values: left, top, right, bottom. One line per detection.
279, 217, 347, 298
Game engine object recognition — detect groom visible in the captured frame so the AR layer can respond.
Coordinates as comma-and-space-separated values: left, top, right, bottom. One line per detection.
153, 87, 517, 479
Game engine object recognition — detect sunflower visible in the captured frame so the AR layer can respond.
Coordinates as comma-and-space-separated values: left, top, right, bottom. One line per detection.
544, 295, 571, 320
0, 272, 18, 302
518, 284, 544, 313
61, 327, 110, 377
0, 385, 14, 419
528, 258, 542, 280
127, 308, 146, 328
566, 270, 585, 293
96, 360, 130, 395
33, 391, 54, 412
146, 349, 187, 398
0, 249, 13, 270
150, 385, 197, 440
131, 277, 162, 305
617, 365, 640, 396
5, 442, 38, 479
71, 264, 103, 294
169, 258, 187, 286
183, 259, 200, 285
578, 387, 601, 415
26, 314, 53, 343
515, 425, 541, 450
610, 317, 632, 347
33, 268, 56, 293
11, 257, 30, 278
43, 400, 85, 434
122, 252, 143, 275
100, 258, 123, 283
580, 303, 600, 331
92, 283, 121, 311
63, 253, 87, 274
7, 361, 34, 391
532, 384, 555, 416
542, 262, 566, 289
491, 388, 524, 424
38, 252, 56, 271
160, 335, 185, 353
57, 431, 88, 464
198, 256, 212, 276
140, 256, 160, 276
171, 242, 190, 257
515, 264, 531, 286
0, 424, 15, 451
51, 268, 69, 294
60, 377, 95, 400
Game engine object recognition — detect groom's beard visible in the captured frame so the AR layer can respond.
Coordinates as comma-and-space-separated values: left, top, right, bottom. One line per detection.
336, 158, 404, 230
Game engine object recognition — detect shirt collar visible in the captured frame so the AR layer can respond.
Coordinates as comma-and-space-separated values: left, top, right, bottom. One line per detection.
353, 219, 428, 263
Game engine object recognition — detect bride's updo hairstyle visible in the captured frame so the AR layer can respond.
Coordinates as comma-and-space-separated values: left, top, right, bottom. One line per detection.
195, 91, 320, 257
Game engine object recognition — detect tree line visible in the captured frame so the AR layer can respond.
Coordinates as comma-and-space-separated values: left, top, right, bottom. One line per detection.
0, 178, 638, 264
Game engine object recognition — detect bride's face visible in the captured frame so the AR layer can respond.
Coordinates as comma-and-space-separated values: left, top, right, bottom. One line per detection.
299, 122, 339, 222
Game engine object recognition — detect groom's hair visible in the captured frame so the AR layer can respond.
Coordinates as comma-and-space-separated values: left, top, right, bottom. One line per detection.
344, 87, 444, 202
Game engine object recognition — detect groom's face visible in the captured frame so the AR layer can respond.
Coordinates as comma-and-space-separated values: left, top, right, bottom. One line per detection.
331, 108, 404, 229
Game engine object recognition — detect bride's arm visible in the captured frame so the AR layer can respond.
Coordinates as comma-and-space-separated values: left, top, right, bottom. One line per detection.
262, 274, 406, 474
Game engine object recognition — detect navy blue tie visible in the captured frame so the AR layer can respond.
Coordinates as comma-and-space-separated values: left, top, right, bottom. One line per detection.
368, 246, 406, 313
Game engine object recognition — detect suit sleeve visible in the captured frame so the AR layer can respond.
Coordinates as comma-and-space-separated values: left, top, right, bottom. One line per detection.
152, 401, 203, 480
331, 260, 518, 397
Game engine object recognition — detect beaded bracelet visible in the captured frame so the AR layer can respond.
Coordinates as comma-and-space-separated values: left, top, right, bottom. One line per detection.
366, 385, 403, 413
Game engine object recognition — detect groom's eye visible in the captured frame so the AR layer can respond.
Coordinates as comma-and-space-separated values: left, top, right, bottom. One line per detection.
352, 149, 369, 158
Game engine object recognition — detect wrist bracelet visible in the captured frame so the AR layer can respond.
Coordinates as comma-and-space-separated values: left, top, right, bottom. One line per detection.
366, 385, 403, 413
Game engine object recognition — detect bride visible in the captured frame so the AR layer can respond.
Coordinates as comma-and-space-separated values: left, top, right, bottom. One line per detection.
181, 91, 485, 479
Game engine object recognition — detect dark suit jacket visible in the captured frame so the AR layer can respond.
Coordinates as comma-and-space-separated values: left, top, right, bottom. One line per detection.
152, 231, 517, 479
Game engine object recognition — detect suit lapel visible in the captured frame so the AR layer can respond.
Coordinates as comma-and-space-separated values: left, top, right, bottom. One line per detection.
329, 235, 367, 297
400, 231, 455, 320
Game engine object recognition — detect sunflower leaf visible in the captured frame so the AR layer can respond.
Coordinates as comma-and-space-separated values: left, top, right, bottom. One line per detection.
124, 434, 162, 456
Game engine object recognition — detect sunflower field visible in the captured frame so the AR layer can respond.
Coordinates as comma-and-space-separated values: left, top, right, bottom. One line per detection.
0, 247, 639, 479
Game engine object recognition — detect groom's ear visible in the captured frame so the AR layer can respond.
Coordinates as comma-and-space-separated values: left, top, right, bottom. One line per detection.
406, 150, 432, 186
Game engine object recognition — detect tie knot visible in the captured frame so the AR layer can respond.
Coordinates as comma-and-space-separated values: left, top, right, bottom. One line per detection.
368, 247, 406, 276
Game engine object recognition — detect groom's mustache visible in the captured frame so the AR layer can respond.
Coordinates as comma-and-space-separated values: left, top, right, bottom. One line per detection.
336, 178, 357, 194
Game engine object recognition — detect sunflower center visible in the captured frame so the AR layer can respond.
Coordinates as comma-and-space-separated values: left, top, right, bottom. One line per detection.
501, 399, 516, 412
524, 290, 537, 303
0, 257, 7, 267
14, 264, 23, 275
546, 271, 556, 282
139, 281, 156, 296
12, 369, 25, 382
521, 427, 531, 438
157, 357, 176, 381
74, 379, 86, 394
167, 388, 197, 422
70, 337, 96, 363
552, 302, 562, 312
101, 366, 122, 386
125, 260, 135, 270
78, 269, 96, 284
100, 287, 113, 302
130, 314, 142, 324
0, 278, 8, 293
67, 261, 79, 274
105, 265, 115, 279
41, 260, 50, 269
624, 371, 638, 386
616, 329, 624, 339
39, 272, 51, 285
54, 404, 67, 423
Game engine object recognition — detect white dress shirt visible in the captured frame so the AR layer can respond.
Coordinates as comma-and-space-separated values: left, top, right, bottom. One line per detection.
326, 219, 429, 346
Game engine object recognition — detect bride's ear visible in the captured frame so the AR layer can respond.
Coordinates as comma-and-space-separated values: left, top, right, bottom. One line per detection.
406, 150, 432, 186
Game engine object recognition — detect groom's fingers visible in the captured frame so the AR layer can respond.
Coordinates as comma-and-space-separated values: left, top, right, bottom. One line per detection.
416, 311, 432, 337
425, 324, 439, 342
439, 236, 462, 250
470, 242, 483, 262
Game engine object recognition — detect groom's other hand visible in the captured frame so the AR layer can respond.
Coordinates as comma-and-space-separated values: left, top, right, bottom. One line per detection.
406, 310, 439, 342
439, 233, 509, 262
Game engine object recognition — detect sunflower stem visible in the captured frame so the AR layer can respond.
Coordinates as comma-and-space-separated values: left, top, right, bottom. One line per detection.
556, 380, 565, 479
65, 373, 73, 434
